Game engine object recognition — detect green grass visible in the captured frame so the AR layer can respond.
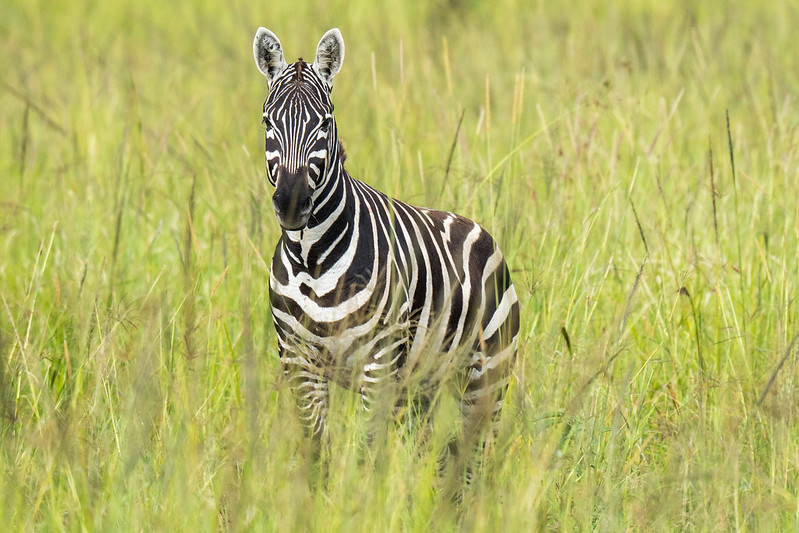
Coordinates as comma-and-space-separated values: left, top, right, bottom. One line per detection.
2, 0, 799, 529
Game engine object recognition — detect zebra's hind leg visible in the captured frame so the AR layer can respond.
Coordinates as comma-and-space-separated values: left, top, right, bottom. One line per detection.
443, 347, 514, 500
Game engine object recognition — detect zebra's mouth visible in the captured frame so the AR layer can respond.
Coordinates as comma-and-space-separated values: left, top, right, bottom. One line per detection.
275, 208, 312, 231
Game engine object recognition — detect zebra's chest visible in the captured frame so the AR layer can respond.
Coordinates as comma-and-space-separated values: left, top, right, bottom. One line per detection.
273, 265, 367, 324
269, 250, 406, 376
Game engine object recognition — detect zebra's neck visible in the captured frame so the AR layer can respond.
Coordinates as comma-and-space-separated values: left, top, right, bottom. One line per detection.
280, 158, 356, 271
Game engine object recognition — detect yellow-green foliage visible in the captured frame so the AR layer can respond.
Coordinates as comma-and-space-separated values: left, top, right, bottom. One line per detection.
2, 0, 799, 529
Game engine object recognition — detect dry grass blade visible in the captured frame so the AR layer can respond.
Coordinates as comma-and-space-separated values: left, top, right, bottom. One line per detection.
757, 332, 799, 407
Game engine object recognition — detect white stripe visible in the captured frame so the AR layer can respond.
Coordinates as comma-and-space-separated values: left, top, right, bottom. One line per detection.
483, 285, 518, 340
449, 223, 481, 350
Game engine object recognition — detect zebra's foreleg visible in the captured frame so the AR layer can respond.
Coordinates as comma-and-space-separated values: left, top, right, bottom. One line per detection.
358, 337, 406, 449
282, 353, 330, 468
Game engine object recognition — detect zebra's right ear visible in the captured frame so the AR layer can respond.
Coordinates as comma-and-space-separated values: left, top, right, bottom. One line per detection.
253, 27, 287, 87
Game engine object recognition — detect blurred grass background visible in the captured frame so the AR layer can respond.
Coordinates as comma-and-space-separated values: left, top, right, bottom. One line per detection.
2, 0, 799, 529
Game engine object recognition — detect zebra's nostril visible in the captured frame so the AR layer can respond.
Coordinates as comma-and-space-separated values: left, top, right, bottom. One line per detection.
271, 194, 285, 215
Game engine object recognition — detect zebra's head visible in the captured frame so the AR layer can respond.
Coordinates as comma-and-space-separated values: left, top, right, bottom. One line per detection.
253, 28, 345, 231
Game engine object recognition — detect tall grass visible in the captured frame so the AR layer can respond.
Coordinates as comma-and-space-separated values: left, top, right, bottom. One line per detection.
2, 0, 799, 529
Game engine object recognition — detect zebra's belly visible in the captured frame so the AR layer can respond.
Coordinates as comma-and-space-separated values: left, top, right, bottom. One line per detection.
274, 305, 474, 398
276, 316, 414, 391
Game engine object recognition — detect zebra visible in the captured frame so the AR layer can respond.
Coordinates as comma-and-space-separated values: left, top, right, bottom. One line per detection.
253, 27, 520, 465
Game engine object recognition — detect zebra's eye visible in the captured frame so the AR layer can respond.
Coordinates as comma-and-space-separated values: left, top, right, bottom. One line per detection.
262, 114, 272, 128
320, 115, 333, 132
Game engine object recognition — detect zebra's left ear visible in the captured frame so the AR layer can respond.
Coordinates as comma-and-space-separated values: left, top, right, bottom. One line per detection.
313, 28, 345, 89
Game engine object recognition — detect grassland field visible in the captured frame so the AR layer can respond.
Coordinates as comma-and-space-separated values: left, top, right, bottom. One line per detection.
2, 0, 799, 530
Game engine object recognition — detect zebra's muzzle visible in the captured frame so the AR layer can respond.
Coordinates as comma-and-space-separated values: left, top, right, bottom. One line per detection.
272, 166, 313, 230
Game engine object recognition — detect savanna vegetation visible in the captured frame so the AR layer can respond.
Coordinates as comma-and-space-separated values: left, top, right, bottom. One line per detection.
2, 0, 799, 529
